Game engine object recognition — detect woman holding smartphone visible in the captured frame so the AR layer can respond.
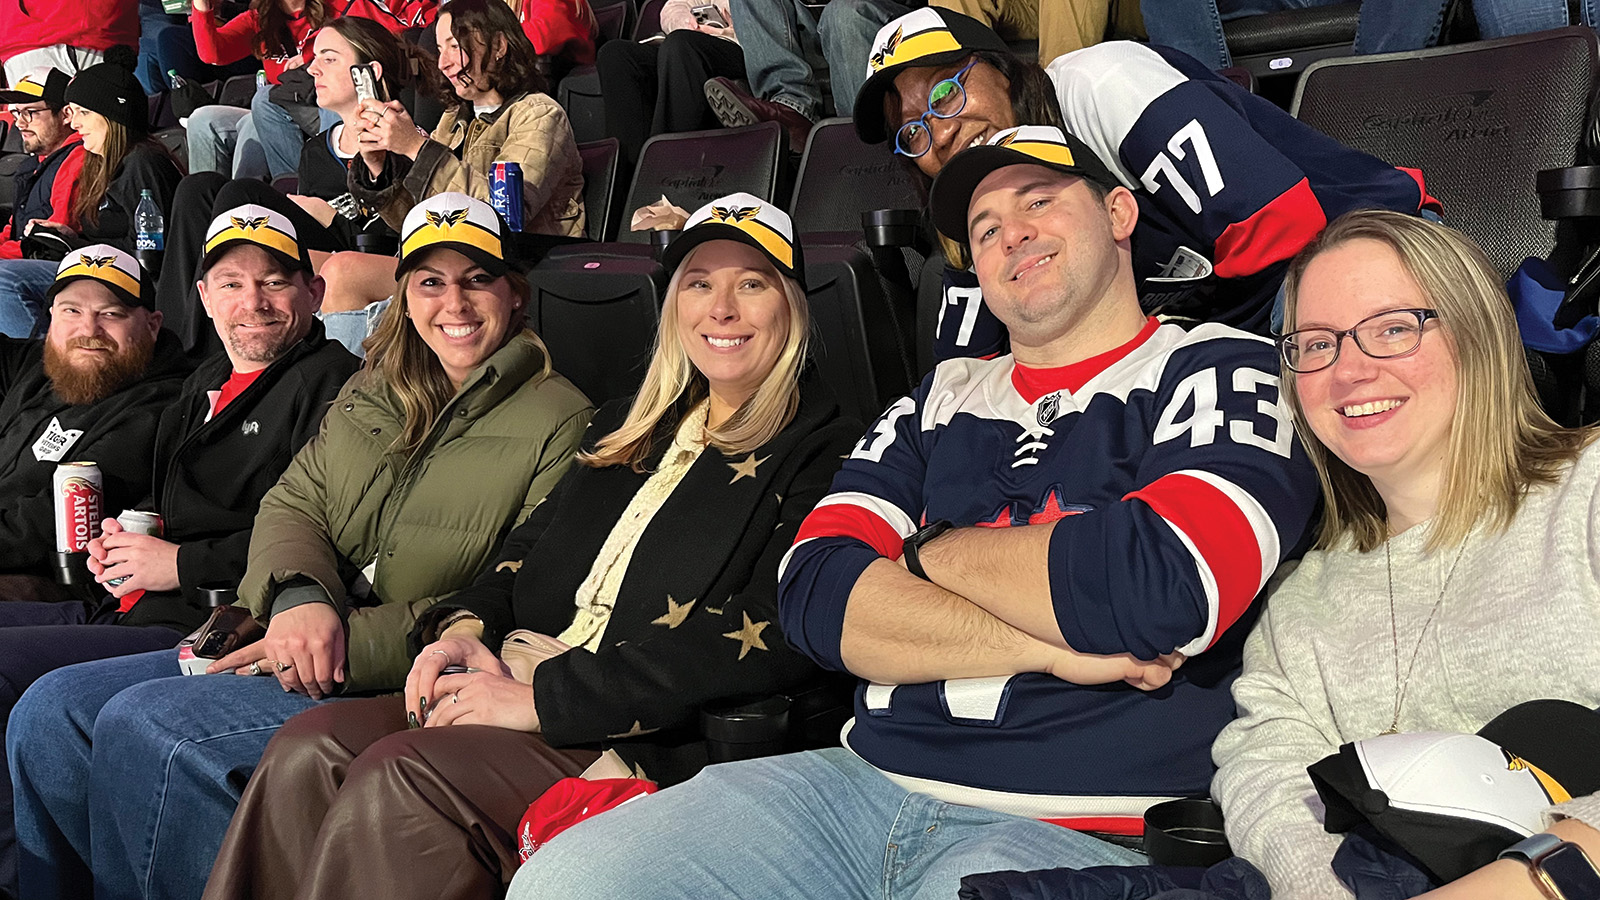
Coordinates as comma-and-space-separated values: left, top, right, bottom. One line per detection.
596, 0, 745, 167
155, 17, 440, 355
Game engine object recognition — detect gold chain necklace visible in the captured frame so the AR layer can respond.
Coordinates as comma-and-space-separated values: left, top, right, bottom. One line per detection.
1380, 537, 1469, 735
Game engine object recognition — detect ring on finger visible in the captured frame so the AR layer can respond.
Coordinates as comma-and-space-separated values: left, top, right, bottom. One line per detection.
431, 649, 449, 661
451, 692, 460, 704
275, 660, 294, 673
247, 661, 263, 676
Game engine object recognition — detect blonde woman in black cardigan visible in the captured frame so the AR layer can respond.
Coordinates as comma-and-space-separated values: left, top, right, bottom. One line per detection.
202, 193, 862, 900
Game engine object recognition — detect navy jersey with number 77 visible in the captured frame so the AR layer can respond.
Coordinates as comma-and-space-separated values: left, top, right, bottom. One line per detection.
934, 41, 1441, 362
779, 319, 1321, 822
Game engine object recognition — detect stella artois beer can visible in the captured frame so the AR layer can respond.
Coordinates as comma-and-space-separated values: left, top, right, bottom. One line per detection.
53, 462, 103, 553
490, 162, 523, 232
107, 510, 165, 588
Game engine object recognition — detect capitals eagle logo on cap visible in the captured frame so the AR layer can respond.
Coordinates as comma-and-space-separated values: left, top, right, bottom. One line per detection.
425, 208, 471, 229
77, 254, 117, 270
230, 215, 270, 232
710, 205, 761, 224
869, 27, 903, 70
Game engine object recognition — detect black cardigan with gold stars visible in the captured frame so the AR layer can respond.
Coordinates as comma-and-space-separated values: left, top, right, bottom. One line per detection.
410, 372, 862, 785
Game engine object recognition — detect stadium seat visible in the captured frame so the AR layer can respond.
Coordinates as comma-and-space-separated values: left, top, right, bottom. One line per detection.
1293, 26, 1598, 278
556, 66, 606, 146
578, 137, 622, 241
593, 0, 634, 46
620, 121, 785, 243
525, 253, 665, 406
1, 122, 19, 155
218, 74, 258, 109
788, 117, 920, 236
155, 127, 189, 171
634, 0, 668, 39
0, 151, 35, 217
805, 243, 914, 423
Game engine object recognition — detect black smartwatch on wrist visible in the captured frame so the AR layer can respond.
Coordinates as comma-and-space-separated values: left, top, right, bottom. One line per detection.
901, 519, 954, 581
1499, 834, 1600, 899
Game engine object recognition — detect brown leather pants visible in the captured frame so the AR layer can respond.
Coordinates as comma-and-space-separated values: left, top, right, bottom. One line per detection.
202, 695, 599, 900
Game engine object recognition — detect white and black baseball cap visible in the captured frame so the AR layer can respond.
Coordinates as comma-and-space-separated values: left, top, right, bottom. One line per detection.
661, 192, 803, 282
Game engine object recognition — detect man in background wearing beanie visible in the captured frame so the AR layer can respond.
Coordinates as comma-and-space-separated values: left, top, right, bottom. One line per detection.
0, 211, 357, 899
0, 69, 87, 338
509, 126, 1322, 900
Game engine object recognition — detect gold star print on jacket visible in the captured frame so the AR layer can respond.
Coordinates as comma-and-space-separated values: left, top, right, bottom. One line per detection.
651, 595, 695, 628
727, 453, 769, 483
722, 611, 770, 659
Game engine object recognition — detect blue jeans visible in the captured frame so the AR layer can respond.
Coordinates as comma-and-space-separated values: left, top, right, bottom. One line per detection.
728, 0, 911, 118
188, 83, 336, 179
1144, 0, 1577, 70
507, 747, 1145, 900
0, 259, 64, 338
317, 297, 390, 357
9, 649, 333, 900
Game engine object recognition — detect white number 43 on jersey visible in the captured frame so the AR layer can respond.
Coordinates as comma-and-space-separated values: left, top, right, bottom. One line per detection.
1154, 366, 1293, 457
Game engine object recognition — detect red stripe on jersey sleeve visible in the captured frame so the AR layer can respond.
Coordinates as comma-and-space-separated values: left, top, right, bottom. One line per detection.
1125, 473, 1262, 648
794, 503, 906, 560
1398, 166, 1443, 215
1041, 816, 1146, 836
1212, 177, 1326, 280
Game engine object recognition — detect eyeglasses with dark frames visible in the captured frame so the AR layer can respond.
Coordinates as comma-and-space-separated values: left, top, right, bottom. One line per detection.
893, 59, 980, 159
1278, 308, 1440, 374
9, 105, 50, 122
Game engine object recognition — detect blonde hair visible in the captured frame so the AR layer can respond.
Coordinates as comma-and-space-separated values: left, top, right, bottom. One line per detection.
1280, 209, 1593, 553
361, 264, 549, 456
580, 243, 811, 471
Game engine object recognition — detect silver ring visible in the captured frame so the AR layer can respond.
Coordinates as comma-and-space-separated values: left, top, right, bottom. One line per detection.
431, 649, 449, 661
247, 661, 263, 676
451, 692, 460, 704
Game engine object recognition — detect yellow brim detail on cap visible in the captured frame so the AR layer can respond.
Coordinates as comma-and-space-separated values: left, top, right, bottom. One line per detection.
875, 31, 962, 71
726, 219, 794, 270
1526, 760, 1573, 804
1005, 141, 1077, 168
401, 220, 503, 263
14, 80, 44, 98
206, 224, 299, 261
56, 262, 139, 296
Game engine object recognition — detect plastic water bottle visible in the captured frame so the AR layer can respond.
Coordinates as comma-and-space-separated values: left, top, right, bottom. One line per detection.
135, 190, 164, 252
167, 69, 186, 91
135, 189, 165, 276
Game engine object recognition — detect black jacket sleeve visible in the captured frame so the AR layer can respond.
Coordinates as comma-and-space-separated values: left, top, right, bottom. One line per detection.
0, 399, 167, 571
533, 417, 860, 747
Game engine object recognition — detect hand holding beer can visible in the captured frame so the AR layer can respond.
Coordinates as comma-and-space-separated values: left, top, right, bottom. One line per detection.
105, 510, 165, 588
490, 162, 524, 232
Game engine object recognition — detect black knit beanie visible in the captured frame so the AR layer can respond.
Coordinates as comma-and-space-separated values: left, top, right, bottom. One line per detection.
63, 63, 148, 137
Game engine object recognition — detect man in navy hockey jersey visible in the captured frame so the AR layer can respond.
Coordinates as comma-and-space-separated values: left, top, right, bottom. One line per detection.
508, 126, 1323, 900
850, 7, 1440, 353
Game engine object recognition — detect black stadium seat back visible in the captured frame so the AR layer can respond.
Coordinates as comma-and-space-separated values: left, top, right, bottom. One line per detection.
155, 127, 189, 171
218, 74, 257, 109
789, 117, 921, 235
633, 0, 668, 39
593, 0, 633, 46
1292, 26, 1600, 278
556, 65, 606, 146
1, 122, 19, 155
525, 255, 664, 406
804, 244, 910, 423
578, 137, 622, 241
0, 151, 35, 215
622, 121, 784, 244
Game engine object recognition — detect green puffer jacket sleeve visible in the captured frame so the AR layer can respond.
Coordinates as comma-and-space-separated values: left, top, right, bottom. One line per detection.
341, 405, 590, 691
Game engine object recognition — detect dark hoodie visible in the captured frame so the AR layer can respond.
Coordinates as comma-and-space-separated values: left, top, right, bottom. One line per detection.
0, 328, 190, 577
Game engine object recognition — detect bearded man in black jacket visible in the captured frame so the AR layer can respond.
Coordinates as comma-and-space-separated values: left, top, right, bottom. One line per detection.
0, 209, 358, 899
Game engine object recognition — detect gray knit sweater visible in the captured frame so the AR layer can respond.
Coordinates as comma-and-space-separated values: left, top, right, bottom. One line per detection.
1212, 442, 1600, 899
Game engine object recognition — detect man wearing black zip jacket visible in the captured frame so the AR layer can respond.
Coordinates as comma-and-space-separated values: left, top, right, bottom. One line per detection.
0, 208, 357, 899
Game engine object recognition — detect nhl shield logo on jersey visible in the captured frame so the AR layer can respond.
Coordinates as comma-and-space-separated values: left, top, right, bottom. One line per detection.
1036, 392, 1061, 427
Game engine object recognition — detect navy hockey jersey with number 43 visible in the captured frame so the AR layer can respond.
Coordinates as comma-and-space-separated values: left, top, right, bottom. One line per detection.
935, 42, 1441, 360
780, 319, 1321, 823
